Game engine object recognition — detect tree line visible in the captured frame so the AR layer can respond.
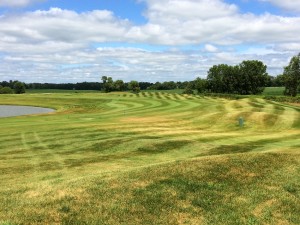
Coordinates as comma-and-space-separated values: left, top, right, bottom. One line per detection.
185, 56, 299, 96
0, 80, 25, 94
1, 53, 299, 96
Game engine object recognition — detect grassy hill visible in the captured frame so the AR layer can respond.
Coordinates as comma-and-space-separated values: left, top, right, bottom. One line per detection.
0, 92, 299, 224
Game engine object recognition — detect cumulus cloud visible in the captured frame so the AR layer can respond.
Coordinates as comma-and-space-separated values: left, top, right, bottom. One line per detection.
1, 2, 300, 49
0, 0, 44, 7
260, 0, 300, 13
0, 0, 300, 82
0, 8, 130, 53
204, 44, 219, 53
132, 0, 300, 45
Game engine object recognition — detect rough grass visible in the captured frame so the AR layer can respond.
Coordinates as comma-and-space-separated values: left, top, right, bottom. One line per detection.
0, 91, 299, 224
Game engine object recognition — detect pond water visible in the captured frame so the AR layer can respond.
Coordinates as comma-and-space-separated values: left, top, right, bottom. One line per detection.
0, 105, 55, 118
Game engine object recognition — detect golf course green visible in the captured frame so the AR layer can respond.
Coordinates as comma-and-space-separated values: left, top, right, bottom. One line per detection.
0, 91, 299, 224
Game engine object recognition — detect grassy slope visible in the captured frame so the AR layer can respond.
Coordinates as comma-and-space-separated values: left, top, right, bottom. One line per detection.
0, 92, 299, 224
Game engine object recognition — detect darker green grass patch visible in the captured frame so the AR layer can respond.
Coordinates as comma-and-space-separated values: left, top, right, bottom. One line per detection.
233, 102, 243, 108
0, 164, 35, 175
248, 102, 265, 111
263, 114, 278, 126
38, 161, 64, 171
90, 138, 131, 152
205, 134, 300, 156
162, 95, 171, 100
47, 143, 66, 149
138, 135, 162, 140
137, 140, 191, 154
283, 183, 300, 198
273, 104, 285, 111
170, 94, 180, 100
207, 144, 256, 155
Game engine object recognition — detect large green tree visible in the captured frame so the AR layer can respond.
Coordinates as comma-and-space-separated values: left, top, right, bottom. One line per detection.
207, 64, 228, 93
102, 76, 115, 92
206, 60, 268, 95
13, 81, 26, 94
128, 80, 140, 93
193, 77, 207, 93
238, 60, 268, 95
283, 53, 300, 97
114, 80, 126, 91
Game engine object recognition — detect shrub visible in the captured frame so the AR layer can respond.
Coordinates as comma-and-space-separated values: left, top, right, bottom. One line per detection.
0, 87, 14, 94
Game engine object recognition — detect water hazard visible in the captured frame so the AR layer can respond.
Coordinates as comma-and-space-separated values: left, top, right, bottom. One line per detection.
0, 105, 54, 118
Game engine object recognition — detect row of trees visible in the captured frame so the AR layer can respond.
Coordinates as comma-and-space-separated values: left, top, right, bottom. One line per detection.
2, 54, 299, 96
184, 56, 300, 96
26, 82, 101, 90
179, 60, 269, 95
0, 81, 25, 94
101, 76, 141, 93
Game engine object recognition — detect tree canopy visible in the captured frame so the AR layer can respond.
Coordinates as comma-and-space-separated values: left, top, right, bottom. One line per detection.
206, 60, 268, 95
283, 53, 300, 97
128, 80, 140, 93
13, 81, 26, 94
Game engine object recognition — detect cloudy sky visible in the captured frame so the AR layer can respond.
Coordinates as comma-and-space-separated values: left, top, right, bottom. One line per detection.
0, 0, 300, 83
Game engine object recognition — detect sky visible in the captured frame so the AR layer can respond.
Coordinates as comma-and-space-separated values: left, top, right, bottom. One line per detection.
0, 0, 300, 83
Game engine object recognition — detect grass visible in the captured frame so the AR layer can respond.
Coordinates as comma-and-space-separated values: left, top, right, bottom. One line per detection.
26, 89, 99, 93
263, 87, 285, 96
142, 89, 184, 94
0, 91, 299, 224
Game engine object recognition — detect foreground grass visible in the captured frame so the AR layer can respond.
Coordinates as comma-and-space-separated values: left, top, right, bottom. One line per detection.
0, 92, 299, 224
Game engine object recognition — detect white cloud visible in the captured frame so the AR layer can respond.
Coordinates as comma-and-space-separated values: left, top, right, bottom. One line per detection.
135, 0, 300, 45
0, 0, 44, 7
0, 8, 130, 53
274, 43, 300, 52
204, 44, 219, 53
260, 0, 300, 13
0, 0, 300, 82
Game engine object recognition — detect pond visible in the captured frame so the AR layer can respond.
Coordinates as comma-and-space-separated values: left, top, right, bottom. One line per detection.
0, 105, 55, 118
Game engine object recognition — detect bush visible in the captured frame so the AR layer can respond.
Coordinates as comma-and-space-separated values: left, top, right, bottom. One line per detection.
0, 87, 14, 94
182, 87, 194, 95
264, 96, 300, 103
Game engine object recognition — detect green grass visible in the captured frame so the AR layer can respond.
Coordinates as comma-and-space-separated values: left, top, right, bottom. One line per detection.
263, 87, 285, 96
26, 89, 99, 93
142, 89, 184, 94
0, 92, 299, 224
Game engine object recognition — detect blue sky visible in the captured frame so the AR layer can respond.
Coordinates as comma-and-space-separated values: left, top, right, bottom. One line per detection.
0, 0, 300, 83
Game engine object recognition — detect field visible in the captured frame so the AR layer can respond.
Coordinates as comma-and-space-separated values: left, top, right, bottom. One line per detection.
0, 91, 300, 224
262, 87, 285, 96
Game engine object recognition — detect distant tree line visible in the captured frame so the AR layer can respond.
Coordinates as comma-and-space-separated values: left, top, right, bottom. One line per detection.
23, 80, 192, 92
26, 82, 101, 90
2, 54, 299, 96
0, 80, 25, 94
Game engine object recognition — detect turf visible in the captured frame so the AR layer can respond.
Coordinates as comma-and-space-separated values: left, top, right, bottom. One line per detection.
263, 87, 285, 96
0, 92, 299, 224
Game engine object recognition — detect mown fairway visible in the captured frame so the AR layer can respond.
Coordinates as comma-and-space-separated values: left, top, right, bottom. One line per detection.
0, 92, 300, 224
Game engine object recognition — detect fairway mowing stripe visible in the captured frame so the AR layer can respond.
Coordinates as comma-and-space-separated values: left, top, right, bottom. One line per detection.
20, 132, 42, 178
277, 107, 300, 129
